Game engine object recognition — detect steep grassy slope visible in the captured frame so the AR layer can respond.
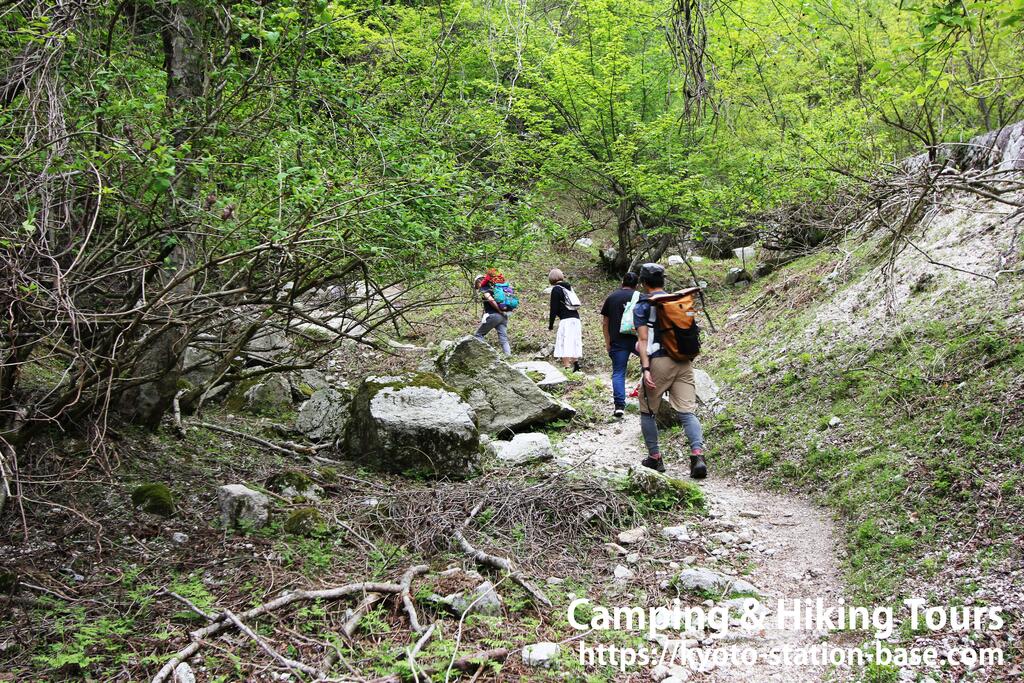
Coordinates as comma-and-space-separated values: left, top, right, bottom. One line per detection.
698, 192, 1024, 677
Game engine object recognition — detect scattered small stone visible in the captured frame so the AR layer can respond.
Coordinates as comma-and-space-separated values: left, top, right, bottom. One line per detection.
522, 642, 560, 667
739, 510, 762, 519
674, 567, 758, 596
604, 542, 629, 556
171, 532, 189, 545
613, 564, 635, 581
546, 576, 564, 585
683, 555, 697, 565
737, 529, 755, 543
828, 415, 842, 428
711, 531, 738, 545
626, 553, 640, 565
661, 525, 690, 542
668, 561, 680, 570
617, 527, 648, 545
443, 581, 502, 616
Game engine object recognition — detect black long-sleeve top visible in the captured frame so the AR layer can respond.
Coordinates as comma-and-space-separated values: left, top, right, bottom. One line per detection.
548, 282, 581, 330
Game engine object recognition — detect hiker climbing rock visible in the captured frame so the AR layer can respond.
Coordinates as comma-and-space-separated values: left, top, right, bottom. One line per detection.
473, 269, 517, 355
600, 271, 640, 418
548, 268, 583, 372
633, 263, 707, 479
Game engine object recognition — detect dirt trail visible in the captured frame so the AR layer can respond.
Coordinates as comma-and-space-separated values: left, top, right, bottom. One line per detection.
557, 410, 849, 682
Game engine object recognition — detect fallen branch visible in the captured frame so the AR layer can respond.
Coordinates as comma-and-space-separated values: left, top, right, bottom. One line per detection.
192, 421, 316, 457
366, 648, 509, 683
172, 390, 187, 438
400, 564, 429, 633
223, 608, 324, 679
152, 580, 404, 683
451, 528, 551, 608
341, 592, 384, 638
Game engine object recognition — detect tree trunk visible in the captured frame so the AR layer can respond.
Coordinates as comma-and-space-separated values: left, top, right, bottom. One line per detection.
117, 1, 204, 428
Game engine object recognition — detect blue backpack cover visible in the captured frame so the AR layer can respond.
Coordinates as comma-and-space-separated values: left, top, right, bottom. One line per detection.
492, 283, 520, 311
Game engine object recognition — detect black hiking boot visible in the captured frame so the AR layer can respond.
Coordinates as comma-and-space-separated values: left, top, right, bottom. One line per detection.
613, 408, 624, 419
572, 360, 581, 373
641, 456, 666, 473
689, 453, 708, 479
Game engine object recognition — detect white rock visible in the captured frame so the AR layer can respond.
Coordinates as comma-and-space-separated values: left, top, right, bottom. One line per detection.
738, 510, 762, 518
613, 564, 635, 581
546, 576, 564, 585
171, 532, 189, 544
711, 531, 738, 545
574, 237, 594, 249
605, 542, 629, 556
217, 484, 270, 531
486, 432, 553, 465
522, 642, 561, 667
173, 663, 196, 683
511, 361, 569, 389
617, 527, 648, 544
667, 254, 685, 266
828, 415, 842, 428
444, 581, 503, 616
669, 561, 680, 570
626, 553, 640, 565
737, 529, 755, 543
661, 525, 690, 542
674, 568, 758, 595
733, 245, 756, 262
650, 664, 673, 681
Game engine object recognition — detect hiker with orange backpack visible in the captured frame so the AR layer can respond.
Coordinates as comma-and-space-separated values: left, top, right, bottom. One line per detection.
633, 263, 707, 479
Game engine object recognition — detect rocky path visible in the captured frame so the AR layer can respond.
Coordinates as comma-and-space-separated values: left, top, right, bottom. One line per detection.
556, 411, 849, 683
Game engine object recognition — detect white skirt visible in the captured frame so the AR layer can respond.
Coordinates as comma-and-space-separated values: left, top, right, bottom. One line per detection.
554, 317, 583, 358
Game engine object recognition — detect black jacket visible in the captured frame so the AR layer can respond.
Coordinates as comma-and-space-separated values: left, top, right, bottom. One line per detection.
548, 282, 580, 330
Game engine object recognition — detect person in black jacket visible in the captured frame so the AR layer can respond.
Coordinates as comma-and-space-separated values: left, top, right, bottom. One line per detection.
548, 268, 582, 372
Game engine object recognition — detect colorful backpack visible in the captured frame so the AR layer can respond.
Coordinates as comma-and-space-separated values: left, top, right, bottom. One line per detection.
493, 282, 520, 311
649, 288, 702, 360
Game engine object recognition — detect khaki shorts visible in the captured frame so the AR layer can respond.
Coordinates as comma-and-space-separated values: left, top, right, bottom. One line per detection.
638, 355, 697, 414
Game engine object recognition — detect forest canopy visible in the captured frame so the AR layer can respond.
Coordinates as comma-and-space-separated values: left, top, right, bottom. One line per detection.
1, 0, 1022, 437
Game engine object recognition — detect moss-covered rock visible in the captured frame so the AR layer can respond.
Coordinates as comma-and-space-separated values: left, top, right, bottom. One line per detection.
282, 507, 324, 536
131, 483, 175, 517
626, 466, 704, 510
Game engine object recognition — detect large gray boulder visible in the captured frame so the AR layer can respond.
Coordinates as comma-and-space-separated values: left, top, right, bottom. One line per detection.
243, 374, 293, 414
344, 374, 480, 479
432, 337, 569, 433
295, 387, 349, 442
245, 325, 291, 360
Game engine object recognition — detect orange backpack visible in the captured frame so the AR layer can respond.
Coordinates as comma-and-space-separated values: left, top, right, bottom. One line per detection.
649, 288, 702, 361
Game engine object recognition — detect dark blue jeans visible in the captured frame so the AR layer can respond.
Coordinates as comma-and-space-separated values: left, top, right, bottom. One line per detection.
609, 343, 634, 409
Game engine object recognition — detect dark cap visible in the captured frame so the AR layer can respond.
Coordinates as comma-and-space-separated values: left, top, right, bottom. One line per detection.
639, 263, 665, 279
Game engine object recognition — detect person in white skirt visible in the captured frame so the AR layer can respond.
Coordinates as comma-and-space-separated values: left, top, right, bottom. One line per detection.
548, 268, 583, 372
